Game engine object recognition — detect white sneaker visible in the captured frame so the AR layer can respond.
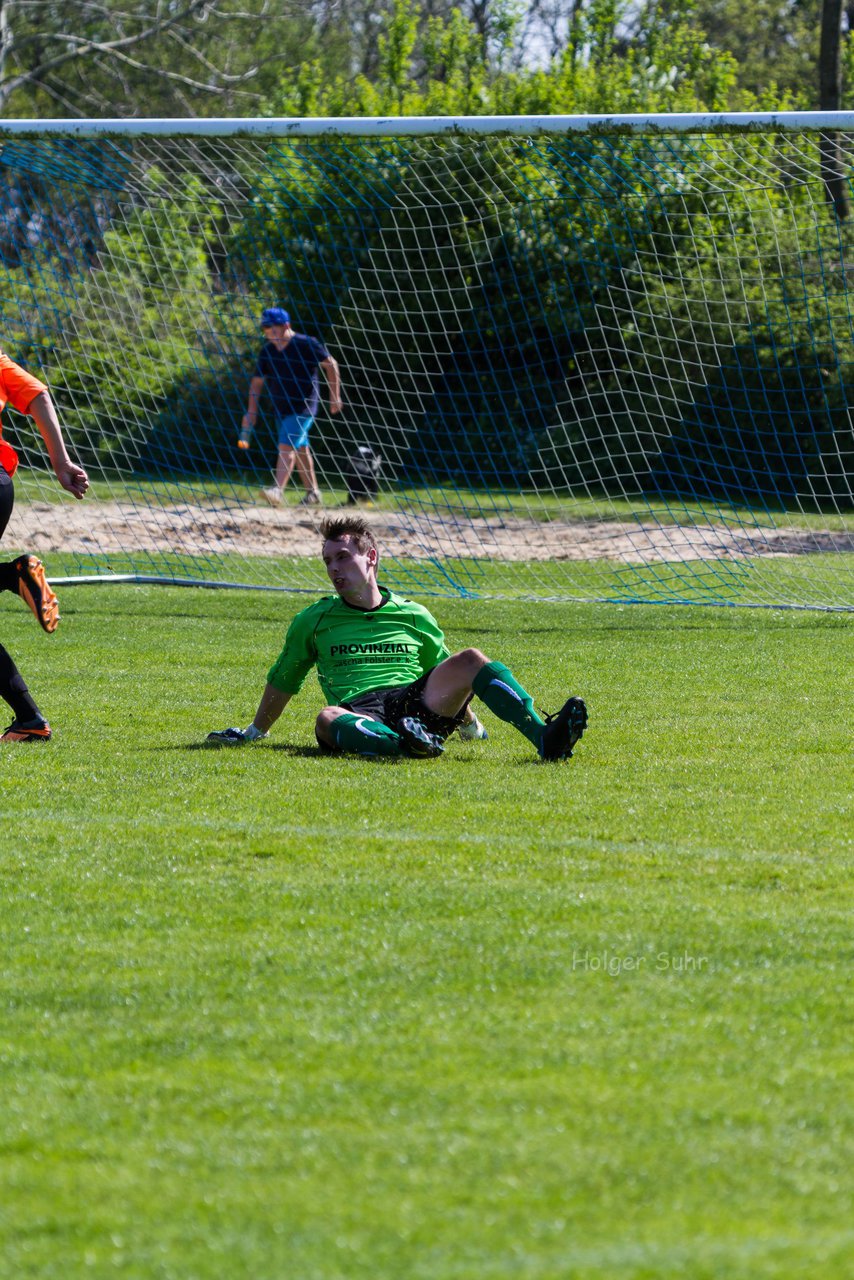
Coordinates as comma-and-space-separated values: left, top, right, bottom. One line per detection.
298, 489, 322, 506
458, 714, 488, 741
261, 486, 282, 507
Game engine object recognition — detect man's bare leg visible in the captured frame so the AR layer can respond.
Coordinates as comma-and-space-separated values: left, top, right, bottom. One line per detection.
422, 648, 489, 716
275, 445, 297, 491
424, 648, 561, 753
295, 446, 319, 496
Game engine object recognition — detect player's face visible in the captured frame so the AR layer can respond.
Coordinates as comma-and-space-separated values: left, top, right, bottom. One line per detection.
262, 323, 289, 345
322, 536, 377, 598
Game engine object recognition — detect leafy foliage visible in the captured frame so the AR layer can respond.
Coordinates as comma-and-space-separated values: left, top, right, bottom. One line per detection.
1, 1, 851, 510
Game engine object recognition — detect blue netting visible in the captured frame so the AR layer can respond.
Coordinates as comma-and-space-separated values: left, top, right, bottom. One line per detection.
0, 125, 851, 609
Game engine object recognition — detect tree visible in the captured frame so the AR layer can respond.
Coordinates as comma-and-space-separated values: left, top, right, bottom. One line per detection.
11, 0, 848, 507
820, 0, 849, 216
0, 0, 321, 118
272, 0, 745, 117
655, 0, 822, 106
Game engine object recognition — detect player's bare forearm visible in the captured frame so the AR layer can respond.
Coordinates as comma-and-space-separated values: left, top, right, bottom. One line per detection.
253, 684, 292, 733
28, 391, 89, 499
322, 357, 342, 414
243, 376, 265, 429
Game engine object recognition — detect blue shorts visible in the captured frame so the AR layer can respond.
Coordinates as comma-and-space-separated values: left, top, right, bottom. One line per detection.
277, 413, 314, 449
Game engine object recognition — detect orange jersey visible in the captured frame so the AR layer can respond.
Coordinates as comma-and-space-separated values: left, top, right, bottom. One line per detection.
0, 349, 48, 477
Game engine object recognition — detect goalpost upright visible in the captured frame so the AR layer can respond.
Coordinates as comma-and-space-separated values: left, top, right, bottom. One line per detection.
0, 112, 852, 610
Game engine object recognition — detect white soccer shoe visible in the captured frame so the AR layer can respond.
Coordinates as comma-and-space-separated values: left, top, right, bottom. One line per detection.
458, 714, 488, 741
261, 486, 282, 507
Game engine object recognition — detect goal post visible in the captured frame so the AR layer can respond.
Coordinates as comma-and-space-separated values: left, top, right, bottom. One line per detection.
0, 113, 852, 610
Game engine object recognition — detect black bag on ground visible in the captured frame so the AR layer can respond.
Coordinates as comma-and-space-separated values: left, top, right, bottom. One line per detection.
345, 445, 382, 503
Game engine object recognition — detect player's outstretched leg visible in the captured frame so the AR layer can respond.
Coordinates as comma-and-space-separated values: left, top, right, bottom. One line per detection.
326, 711, 403, 756
316, 708, 443, 759
0, 643, 51, 741
471, 660, 545, 746
471, 660, 587, 761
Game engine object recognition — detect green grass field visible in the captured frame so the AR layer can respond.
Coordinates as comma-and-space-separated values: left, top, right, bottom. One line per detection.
0, 586, 851, 1279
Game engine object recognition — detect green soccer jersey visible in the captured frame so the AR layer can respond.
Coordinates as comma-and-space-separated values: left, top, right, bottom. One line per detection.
267, 588, 450, 705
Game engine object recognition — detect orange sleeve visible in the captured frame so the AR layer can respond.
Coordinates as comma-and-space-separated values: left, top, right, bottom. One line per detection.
0, 351, 48, 414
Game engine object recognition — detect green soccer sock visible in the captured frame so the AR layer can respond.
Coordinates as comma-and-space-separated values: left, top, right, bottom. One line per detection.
330, 712, 403, 757
472, 661, 545, 747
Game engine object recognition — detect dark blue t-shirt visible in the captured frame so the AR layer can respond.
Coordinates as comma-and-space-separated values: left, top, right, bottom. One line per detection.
255, 333, 329, 417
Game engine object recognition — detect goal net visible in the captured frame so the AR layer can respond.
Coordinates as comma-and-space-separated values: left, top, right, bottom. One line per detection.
1, 114, 852, 609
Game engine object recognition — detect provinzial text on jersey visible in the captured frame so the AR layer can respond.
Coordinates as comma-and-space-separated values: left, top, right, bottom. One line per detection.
329, 642, 418, 656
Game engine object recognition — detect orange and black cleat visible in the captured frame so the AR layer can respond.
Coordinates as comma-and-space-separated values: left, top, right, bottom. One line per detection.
14, 556, 59, 633
1, 718, 52, 742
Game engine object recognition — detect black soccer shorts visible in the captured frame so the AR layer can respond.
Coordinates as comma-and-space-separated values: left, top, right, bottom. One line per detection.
343, 669, 471, 742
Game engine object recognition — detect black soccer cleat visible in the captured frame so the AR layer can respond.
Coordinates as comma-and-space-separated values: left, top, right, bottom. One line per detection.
396, 716, 444, 759
539, 696, 588, 761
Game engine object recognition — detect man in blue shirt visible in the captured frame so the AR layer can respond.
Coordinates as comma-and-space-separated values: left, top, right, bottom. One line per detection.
241, 307, 341, 507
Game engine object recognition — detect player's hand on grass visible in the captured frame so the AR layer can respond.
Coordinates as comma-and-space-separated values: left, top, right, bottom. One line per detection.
206, 724, 268, 745
207, 727, 248, 745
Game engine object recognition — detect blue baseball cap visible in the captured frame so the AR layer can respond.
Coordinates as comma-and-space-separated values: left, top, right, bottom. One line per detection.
261, 307, 290, 327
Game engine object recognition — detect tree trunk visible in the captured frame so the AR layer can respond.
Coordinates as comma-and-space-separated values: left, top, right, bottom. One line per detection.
819, 0, 850, 218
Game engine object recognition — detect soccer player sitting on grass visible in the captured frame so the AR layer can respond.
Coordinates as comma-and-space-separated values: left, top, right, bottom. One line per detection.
208, 515, 588, 761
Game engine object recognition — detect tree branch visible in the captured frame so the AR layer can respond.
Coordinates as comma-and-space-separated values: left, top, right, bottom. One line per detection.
0, 0, 213, 104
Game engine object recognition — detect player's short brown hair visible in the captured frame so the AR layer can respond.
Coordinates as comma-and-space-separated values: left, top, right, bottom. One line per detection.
319, 515, 378, 559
